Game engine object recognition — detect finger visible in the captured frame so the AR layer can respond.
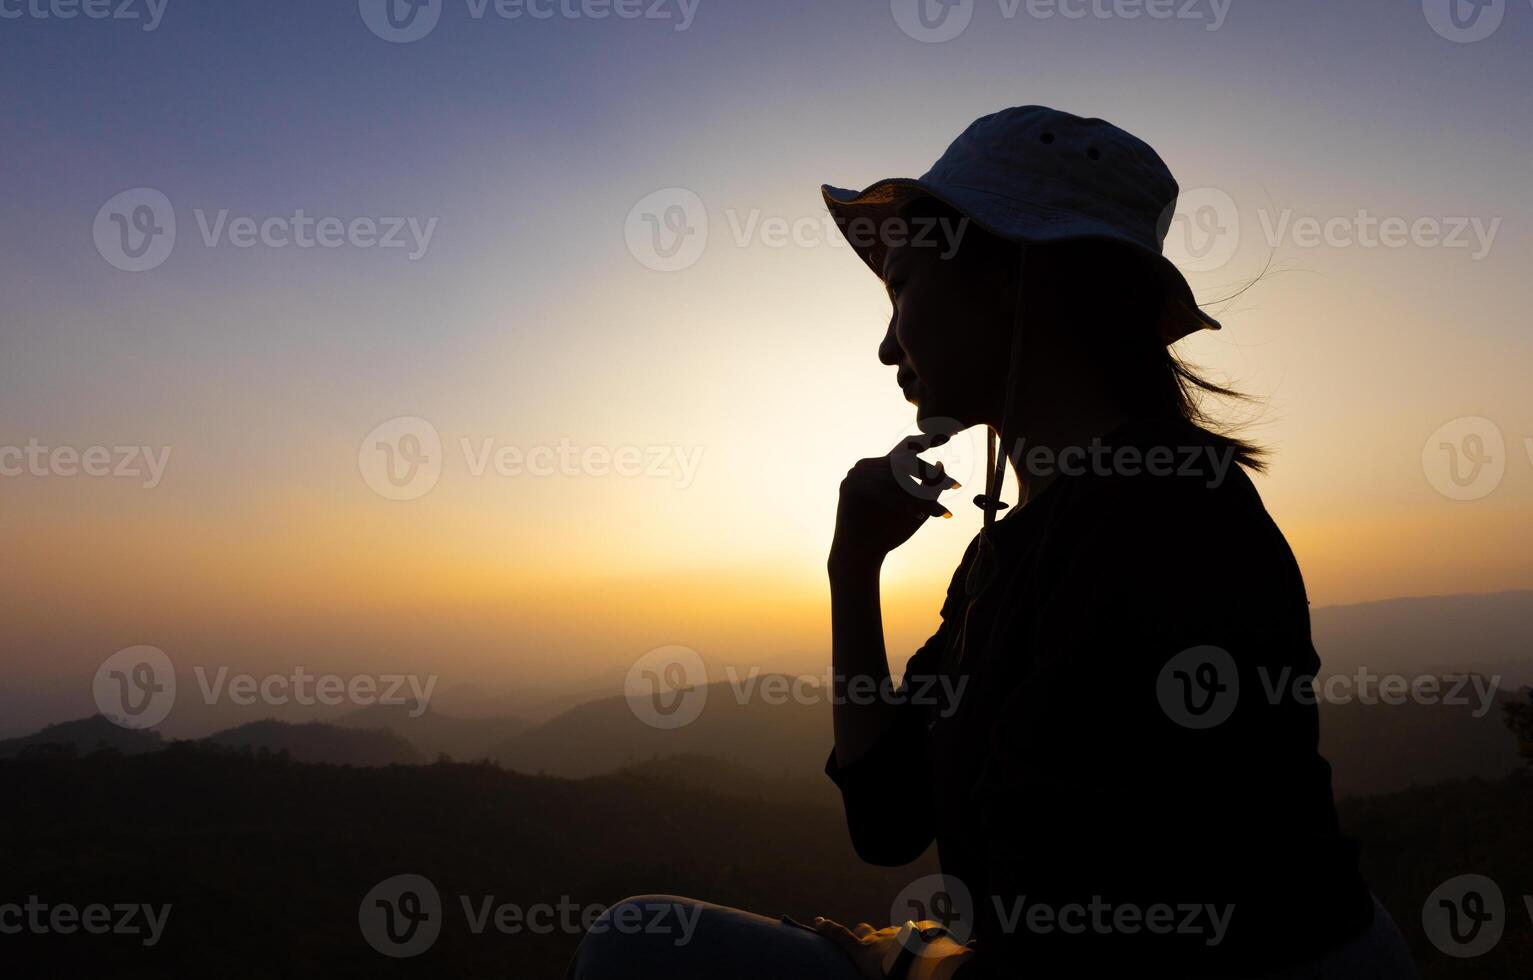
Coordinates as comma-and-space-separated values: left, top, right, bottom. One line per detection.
914, 459, 960, 490
849, 479, 949, 518
866, 457, 960, 494
843, 468, 945, 499
840, 468, 953, 517
890, 430, 952, 454
851, 922, 876, 939
812, 917, 861, 953
884, 449, 962, 492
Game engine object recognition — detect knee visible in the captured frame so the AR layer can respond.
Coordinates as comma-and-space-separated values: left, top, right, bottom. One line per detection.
569, 895, 699, 979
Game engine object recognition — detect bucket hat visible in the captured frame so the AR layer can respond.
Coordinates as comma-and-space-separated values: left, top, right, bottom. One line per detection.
821, 104, 1220, 344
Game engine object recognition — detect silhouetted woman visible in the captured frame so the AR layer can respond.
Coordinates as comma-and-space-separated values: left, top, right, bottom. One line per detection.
569, 106, 1418, 979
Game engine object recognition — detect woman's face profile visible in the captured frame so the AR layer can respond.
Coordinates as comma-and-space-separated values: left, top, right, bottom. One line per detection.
878, 235, 1016, 431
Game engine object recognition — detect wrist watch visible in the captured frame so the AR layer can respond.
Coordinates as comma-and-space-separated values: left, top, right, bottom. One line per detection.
881, 920, 954, 980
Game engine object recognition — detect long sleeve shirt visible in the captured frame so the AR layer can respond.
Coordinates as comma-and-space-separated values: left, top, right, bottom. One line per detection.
825, 418, 1374, 978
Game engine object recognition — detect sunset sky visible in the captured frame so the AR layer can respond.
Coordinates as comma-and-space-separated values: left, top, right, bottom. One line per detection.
2, 0, 1530, 734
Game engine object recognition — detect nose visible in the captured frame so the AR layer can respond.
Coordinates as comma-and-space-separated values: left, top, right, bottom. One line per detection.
878, 315, 902, 366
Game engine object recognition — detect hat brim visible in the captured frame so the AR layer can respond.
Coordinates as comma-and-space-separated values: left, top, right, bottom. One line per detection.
821, 179, 1220, 345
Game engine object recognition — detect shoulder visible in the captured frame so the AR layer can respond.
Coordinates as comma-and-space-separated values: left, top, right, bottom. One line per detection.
1052, 421, 1305, 604
1066, 420, 1268, 530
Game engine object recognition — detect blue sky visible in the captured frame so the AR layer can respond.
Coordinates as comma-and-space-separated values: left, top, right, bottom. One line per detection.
2, 0, 1530, 731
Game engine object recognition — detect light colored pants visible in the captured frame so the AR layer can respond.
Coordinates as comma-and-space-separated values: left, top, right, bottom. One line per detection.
568, 893, 1419, 979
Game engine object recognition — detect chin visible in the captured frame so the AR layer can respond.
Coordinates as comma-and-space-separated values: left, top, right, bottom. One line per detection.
907, 404, 981, 438
914, 405, 967, 437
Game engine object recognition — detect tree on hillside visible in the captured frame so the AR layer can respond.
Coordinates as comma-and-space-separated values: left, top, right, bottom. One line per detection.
1505, 686, 1533, 764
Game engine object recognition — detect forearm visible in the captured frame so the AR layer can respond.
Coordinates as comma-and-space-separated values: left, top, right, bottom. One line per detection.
828, 555, 901, 767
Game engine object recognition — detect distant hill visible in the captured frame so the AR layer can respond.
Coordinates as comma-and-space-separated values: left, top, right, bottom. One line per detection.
614, 752, 836, 809
430, 676, 634, 725
0, 714, 163, 759
0, 744, 1525, 978
1319, 685, 1523, 797
1338, 771, 1533, 979
0, 742, 927, 979
487, 672, 1526, 800
1312, 590, 1533, 689
201, 719, 425, 766
486, 676, 830, 778
332, 699, 530, 761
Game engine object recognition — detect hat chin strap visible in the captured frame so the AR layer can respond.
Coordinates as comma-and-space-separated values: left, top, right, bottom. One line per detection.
964, 243, 1029, 603
974, 242, 1030, 532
